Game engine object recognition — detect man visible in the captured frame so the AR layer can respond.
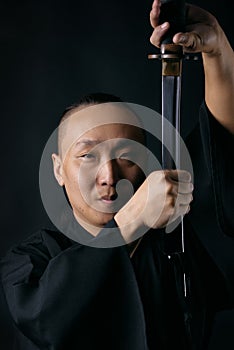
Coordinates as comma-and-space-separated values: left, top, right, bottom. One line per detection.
1, 1, 234, 349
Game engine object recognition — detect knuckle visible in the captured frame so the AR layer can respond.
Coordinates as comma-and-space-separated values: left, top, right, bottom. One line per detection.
209, 14, 218, 28
183, 205, 190, 216
163, 170, 171, 182
182, 170, 191, 182
149, 29, 161, 48
166, 183, 173, 194
166, 204, 175, 219
151, 170, 165, 182
150, 34, 158, 47
149, 170, 159, 181
149, 35, 155, 45
167, 195, 175, 208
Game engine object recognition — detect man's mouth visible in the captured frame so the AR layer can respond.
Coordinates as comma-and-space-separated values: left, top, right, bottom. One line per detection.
100, 193, 118, 203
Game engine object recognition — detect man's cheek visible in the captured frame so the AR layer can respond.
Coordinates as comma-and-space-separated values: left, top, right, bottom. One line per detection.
77, 173, 96, 200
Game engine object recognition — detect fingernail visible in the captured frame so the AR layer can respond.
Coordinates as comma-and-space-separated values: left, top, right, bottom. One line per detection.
152, 0, 160, 9
178, 34, 187, 43
161, 22, 168, 29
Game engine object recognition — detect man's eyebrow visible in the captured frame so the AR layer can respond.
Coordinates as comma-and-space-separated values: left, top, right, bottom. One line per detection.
74, 138, 136, 150
74, 139, 101, 148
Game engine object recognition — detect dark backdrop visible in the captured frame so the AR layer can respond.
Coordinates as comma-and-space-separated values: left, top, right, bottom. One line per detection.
0, 1, 233, 349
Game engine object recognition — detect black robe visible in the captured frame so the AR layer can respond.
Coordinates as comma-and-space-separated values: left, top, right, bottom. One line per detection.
1, 103, 234, 350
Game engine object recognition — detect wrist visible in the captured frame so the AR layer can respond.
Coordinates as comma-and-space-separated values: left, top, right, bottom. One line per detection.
202, 25, 230, 59
114, 200, 145, 244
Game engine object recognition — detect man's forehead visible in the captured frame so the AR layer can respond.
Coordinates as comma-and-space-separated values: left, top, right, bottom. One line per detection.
66, 103, 141, 128
60, 103, 143, 155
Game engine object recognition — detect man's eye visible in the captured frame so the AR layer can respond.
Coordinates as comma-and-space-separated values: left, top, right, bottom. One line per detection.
119, 153, 131, 160
79, 153, 95, 160
118, 153, 135, 164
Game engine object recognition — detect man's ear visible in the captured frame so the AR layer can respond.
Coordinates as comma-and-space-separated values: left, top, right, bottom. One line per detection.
52, 153, 64, 186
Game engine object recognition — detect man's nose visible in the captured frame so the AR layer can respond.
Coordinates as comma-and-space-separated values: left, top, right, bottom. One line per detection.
96, 159, 120, 186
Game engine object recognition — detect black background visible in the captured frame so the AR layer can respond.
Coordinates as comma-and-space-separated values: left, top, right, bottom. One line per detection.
0, 1, 233, 348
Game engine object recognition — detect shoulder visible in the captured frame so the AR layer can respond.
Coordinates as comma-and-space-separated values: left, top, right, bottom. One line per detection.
12, 227, 76, 258
0, 227, 78, 284
1, 227, 77, 271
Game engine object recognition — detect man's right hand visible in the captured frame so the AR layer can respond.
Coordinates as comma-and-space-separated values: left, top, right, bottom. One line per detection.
114, 169, 193, 243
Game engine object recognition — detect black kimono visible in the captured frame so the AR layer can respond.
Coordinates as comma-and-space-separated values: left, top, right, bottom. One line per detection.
1, 103, 234, 350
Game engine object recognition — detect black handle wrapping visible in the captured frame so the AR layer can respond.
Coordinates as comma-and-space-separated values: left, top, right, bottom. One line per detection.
160, 0, 186, 45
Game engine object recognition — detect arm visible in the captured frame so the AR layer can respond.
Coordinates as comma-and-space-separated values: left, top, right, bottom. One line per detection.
150, 1, 234, 234
150, 0, 234, 134
0, 231, 136, 349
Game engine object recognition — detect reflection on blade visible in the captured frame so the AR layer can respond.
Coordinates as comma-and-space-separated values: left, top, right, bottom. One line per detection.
162, 75, 181, 170
162, 73, 187, 297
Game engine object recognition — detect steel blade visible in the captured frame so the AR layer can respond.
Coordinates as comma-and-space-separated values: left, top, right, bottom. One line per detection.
162, 75, 181, 170
162, 72, 187, 297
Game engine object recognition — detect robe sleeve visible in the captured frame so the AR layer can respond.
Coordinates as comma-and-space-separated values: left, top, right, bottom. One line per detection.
0, 225, 146, 349
199, 101, 234, 235
186, 101, 234, 304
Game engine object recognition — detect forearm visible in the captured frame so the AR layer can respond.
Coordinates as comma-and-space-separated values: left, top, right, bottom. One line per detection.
203, 28, 234, 134
114, 200, 145, 244
1, 244, 130, 347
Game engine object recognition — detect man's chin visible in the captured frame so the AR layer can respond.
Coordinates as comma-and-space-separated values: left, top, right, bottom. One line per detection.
73, 211, 117, 235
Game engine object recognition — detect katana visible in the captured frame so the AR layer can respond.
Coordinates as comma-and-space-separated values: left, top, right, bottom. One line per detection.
148, 0, 187, 296
148, 2, 199, 345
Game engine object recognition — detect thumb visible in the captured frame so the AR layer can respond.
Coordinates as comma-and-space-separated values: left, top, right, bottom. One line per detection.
173, 32, 202, 52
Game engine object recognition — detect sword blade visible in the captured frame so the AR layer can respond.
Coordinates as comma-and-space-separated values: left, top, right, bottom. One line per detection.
162, 75, 181, 169
161, 60, 187, 298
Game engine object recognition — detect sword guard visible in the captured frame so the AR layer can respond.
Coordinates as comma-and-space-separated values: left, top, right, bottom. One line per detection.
148, 51, 200, 61
149, 43, 182, 62
153, 44, 183, 76
160, 0, 186, 45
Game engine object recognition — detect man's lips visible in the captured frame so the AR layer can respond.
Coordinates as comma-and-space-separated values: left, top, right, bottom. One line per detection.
99, 193, 118, 202
97, 191, 130, 212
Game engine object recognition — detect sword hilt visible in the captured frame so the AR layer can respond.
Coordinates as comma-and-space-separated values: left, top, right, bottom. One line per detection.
148, 0, 186, 62
160, 0, 186, 46
148, 0, 199, 62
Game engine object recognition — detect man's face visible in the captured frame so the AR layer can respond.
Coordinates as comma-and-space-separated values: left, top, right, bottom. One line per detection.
52, 103, 147, 232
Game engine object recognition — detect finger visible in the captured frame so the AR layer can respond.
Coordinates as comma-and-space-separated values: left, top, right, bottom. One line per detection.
165, 169, 192, 183
174, 201, 191, 217
178, 182, 194, 194
169, 181, 194, 195
150, 0, 161, 29
179, 204, 191, 216
176, 192, 193, 206
173, 31, 203, 52
150, 22, 170, 48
